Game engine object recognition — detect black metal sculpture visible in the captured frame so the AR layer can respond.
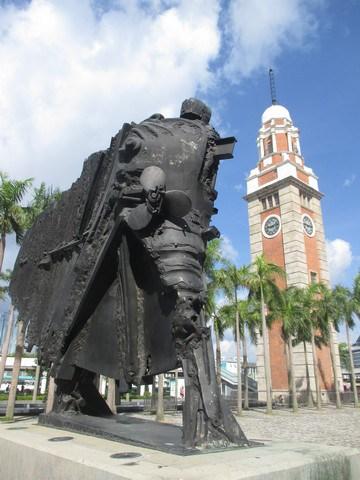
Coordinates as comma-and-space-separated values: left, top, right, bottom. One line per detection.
10, 98, 248, 449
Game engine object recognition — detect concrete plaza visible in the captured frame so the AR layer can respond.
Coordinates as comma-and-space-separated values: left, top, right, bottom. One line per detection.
149, 405, 360, 449
1, 406, 360, 479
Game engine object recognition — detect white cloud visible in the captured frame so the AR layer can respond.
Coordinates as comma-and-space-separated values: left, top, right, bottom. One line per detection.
220, 338, 235, 357
234, 183, 243, 191
0, 0, 323, 193
326, 238, 353, 285
220, 333, 257, 362
220, 235, 239, 262
0, 0, 220, 189
343, 174, 356, 187
223, 0, 321, 81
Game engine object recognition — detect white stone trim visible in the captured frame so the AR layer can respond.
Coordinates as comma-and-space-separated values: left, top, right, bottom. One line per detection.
259, 138, 264, 158
277, 161, 297, 180
263, 157, 272, 167
287, 133, 292, 152
272, 132, 277, 152
308, 175, 319, 191
247, 177, 259, 194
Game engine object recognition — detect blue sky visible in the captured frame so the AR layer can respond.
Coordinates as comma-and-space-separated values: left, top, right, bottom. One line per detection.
1, 0, 359, 357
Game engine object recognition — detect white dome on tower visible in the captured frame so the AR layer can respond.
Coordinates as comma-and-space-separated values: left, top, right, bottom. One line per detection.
261, 104, 292, 124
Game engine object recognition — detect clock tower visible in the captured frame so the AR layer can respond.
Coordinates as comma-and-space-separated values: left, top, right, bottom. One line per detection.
245, 100, 343, 402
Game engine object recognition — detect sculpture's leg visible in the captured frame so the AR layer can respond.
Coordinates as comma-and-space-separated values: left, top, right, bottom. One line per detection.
181, 356, 203, 448
181, 335, 249, 449
53, 367, 113, 417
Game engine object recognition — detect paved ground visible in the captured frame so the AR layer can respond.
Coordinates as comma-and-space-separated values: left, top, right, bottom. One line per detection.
137, 405, 360, 449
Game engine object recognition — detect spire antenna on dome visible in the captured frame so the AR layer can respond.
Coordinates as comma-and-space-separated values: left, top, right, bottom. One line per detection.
269, 68, 277, 105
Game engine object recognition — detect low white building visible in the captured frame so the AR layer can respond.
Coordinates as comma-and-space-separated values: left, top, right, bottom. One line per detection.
0, 355, 47, 393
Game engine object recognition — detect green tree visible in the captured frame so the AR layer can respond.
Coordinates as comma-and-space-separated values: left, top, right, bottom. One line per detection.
338, 343, 350, 371
299, 283, 329, 409
204, 239, 225, 386
0, 270, 13, 388
315, 283, 342, 409
216, 264, 251, 415
332, 284, 360, 407
219, 297, 260, 409
156, 374, 165, 422
4, 180, 61, 420
354, 273, 360, 302
275, 287, 304, 412
0, 172, 33, 272
24, 182, 61, 229
0, 269, 11, 301
247, 255, 285, 414
212, 307, 228, 386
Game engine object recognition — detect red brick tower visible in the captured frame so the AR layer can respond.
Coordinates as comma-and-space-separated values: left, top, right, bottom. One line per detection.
245, 101, 343, 402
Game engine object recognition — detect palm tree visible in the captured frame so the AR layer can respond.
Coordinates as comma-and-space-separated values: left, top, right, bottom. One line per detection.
5, 319, 25, 420
212, 308, 228, 386
156, 374, 165, 421
0, 270, 14, 394
247, 255, 285, 414
315, 283, 342, 409
204, 239, 225, 386
354, 273, 360, 302
298, 283, 326, 409
217, 264, 251, 416
276, 287, 305, 412
332, 284, 359, 407
0, 305, 15, 387
23, 182, 61, 229
0, 269, 11, 301
0, 172, 33, 272
106, 378, 117, 414
219, 298, 260, 409
338, 343, 350, 371
3, 180, 60, 418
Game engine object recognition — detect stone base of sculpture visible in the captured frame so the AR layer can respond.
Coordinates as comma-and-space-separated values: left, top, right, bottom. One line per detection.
38, 411, 255, 455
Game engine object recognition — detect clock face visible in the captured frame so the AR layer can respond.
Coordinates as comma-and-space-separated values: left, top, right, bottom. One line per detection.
263, 215, 281, 238
303, 214, 315, 236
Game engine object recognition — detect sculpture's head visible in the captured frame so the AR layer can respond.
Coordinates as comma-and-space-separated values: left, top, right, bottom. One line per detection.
180, 98, 211, 124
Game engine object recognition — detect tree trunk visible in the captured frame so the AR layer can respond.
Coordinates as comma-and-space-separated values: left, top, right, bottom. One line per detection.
106, 378, 117, 414
215, 326, 222, 386
156, 373, 164, 421
329, 322, 342, 408
0, 305, 15, 385
288, 338, 298, 412
235, 289, 242, 416
346, 323, 359, 407
46, 375, 56, 414
260, 286, 272, 414
242, 334, 249, 410
32, 364, 41, 402
0, 233, 6, 273
6, 320, 25, 420
174, 369, 178, 411
303, 341, 313, 407
310, 327, 322, 409
151, 376, 157, 410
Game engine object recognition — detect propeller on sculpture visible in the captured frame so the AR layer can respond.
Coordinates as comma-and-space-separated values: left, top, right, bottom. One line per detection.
127, 166, 192, 231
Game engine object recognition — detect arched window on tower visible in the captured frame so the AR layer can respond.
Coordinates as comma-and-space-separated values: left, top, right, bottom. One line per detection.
292, 137, 299, 154
264, 136, 273, 155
